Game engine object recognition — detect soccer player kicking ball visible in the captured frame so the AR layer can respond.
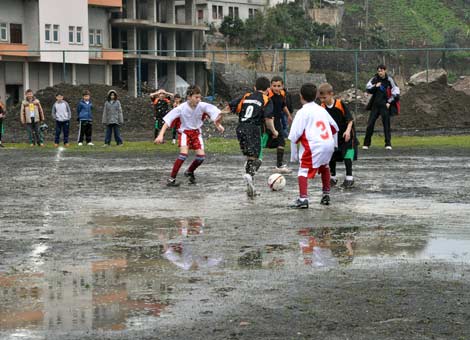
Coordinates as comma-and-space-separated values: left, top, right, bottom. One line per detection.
288, 83, 339, 209
154, 85, 224, 186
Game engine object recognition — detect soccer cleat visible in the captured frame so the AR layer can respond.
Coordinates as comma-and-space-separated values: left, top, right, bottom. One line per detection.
320, 194, 331, 205
54, 143, 59, 148
87, 142, 94, 146
39, 143, 45, 147
78, 142, 83, 146
64, 143, 70, 148
172, 139, 176, 145
362, 146, 369, 150
385, 146, 392, 150
290, 197, 309, 209
166, 178, 180, 187
330, 178, 338, 186
184, 171, 196, 184
243, 173, 256, 198
341, 179, 354, 188
274, 165, 292, 174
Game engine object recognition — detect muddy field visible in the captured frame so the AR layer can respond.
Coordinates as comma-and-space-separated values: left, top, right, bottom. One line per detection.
1, 146, 470, 340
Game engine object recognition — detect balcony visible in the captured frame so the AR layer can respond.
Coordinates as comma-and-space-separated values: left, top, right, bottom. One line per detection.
89, 48, 124, 63
88, 0, 122, 7
0, 43, 30, 58
110, 19, 209, 31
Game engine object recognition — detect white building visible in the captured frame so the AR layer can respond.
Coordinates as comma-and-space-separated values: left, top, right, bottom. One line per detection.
0, 0, 124, 105
194, 0, 268, 26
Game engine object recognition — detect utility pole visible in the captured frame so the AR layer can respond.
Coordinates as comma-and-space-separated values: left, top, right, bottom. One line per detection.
365, 0, 369, 48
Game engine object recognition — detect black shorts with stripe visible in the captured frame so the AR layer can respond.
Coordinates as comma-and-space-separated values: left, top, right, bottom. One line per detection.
236, 123, 261, 158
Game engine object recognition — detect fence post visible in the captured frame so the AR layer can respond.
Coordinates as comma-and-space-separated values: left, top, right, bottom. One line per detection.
211, 50, 216, 98
426, 49, 430, 83
62, 50, 66, 83
137, 50, 142, 97
354, 50, 359, 115
283, 48, 287, 85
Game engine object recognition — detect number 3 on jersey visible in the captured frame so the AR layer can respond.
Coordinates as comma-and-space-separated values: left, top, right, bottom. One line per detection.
316, 121, 330, 140
241, 105, 254, 122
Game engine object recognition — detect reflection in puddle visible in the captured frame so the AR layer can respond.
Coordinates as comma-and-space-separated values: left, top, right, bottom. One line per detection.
0, 216, 222, 334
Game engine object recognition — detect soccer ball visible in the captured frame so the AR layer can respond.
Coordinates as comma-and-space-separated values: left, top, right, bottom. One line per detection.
268, 173, 286, 191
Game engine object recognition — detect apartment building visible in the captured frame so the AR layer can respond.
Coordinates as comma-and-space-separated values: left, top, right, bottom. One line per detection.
0, 0, 124, 105
110, 0, 209, 96
194, 0, 267, 26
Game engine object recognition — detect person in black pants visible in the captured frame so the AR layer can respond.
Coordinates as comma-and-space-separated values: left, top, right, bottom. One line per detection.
363, 64, 400, 150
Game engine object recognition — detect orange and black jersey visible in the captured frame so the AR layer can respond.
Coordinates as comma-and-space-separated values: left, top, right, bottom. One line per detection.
153, 98, 171, 119
321, 99, 354, 135
229, 92, 273, 126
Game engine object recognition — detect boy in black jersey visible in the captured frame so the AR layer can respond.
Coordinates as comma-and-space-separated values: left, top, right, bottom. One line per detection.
228, 77, 278, 197
318, 83, 358, 188
263, 76, 293, 174
150, 89, 173, 139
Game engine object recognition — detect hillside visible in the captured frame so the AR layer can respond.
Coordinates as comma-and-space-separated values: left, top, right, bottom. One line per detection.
341, 0, 470, 47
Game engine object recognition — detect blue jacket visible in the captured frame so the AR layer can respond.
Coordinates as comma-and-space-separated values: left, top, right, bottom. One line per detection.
77, 99, 93, 121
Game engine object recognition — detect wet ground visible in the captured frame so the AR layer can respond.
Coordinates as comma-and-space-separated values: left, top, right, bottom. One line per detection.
1, 146, 470, 339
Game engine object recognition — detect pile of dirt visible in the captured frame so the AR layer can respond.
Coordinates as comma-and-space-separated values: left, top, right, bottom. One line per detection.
5, 84, 155, 142
452, 76, 470, 96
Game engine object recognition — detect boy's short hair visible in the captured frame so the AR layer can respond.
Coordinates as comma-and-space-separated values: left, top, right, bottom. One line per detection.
318, 83, 334, 95
25, 89, 33, 94
377, 64, 387, 70
186, 85, 201, 97
255, 77, 270, 91
82, 90, 91, 96
55, 92, 63, 97
271, 76, 283, 84
300, 83, 317, 102
174, 93, 181, 99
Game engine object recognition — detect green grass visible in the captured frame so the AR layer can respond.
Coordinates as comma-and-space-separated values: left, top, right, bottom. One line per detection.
5, 135, 470, 153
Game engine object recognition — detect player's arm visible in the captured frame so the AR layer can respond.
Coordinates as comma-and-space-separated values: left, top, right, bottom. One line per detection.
154, 123, 169, 144
342, 101, 354, 142
263, 101, 278, 138
202, 102, 225, 134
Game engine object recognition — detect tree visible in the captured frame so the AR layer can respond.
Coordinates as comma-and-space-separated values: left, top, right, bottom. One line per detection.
219, 16, 244, 45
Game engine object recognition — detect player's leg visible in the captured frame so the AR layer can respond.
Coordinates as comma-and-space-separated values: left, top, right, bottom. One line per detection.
291, 167, 312, 209
363, 109, 380, 148
381, 108, 392, 148
168, 134, 189, 186
184, 133, 205, 184
329, 159, 337, 186
319, 165, 331, 205
342, 148, 355, 188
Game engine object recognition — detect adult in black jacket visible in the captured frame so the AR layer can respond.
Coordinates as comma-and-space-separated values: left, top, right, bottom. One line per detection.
363, 64, 400, 150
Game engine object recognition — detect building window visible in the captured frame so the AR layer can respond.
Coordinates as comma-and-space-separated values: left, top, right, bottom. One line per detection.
218, 6, 223, 19
89, 29, 94, 45
197, 9, 203, 21
212, 5, 217, 20
76, 26, 82, 44
53, 24, 59, 42
95, 29, 102, 46
9, 24, 22, 43
0, 23, 7, 41
69, 26, 74, 43
249, 8, 253, 18
45, 24, 51, 42
235, 7, 239, 18
229, 7, 233, 18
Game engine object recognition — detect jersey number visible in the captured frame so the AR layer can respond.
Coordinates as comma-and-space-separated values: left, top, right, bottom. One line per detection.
316, 121, 330, 140
241, 105, 254, 122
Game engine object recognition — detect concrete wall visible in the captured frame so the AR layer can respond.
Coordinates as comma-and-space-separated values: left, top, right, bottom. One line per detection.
5, 62, 23, 84
39, 0, 89, 64
75, 64, 106, 84
23, 0, 40, 50
29, 62, 51, 91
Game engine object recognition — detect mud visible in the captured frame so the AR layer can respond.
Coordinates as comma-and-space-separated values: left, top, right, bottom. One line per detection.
1, 147, 470, 339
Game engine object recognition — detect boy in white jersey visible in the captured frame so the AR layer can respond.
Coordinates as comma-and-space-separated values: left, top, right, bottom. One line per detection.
288, 83, 339, 209
154, 85, 225, 186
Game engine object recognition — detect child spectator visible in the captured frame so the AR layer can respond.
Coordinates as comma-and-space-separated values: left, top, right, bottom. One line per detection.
171, 93, 182, 144
154, 85, 224, 186
318, 83, 358, 188
20, 89, 45, 147
150, 89, 173, 139
288, 83, 338, 209
51, 92, 71, 147
77, 90, 94, 146
102, 90, 124, 146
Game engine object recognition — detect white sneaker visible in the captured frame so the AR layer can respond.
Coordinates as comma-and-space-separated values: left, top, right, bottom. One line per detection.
78, 142, 83, 146
274, 165, 292, 174
385, 146, 392, 150
243, 174, 256, 198
87, 142, 94, 146
362, 146, 369, 150
172, 139, 176, 145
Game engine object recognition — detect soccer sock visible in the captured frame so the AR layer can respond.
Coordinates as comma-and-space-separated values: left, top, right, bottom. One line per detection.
319, 165, 331, 194
187, 155, 205, 173
277, 147, 284, 168
329, 160, 336, 177
345, 159, 353, 177
170, 153, 188, 178
298, 176, 308, 198
245, 159, 256, 176
253, 159, 262, 172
